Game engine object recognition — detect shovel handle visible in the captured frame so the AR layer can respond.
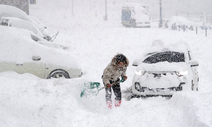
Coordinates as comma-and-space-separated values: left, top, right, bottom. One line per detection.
99, 81, 120, 91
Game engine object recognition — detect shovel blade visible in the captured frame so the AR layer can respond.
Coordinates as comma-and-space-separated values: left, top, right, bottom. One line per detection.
80, 82, 101, 97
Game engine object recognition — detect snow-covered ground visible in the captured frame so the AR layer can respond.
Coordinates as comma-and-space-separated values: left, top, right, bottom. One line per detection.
0, 0, 212, 127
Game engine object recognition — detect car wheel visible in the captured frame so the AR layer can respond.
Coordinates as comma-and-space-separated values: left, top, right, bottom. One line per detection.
47, 69, 70, 79
130, 19, 136, 28
132, 21, 136, 28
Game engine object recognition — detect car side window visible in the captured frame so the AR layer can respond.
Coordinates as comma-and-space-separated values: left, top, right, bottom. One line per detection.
31, 35, 41, 42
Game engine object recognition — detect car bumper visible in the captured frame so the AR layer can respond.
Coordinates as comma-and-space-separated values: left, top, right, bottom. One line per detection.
132, 82, 185, 96
136, 22, 151, 27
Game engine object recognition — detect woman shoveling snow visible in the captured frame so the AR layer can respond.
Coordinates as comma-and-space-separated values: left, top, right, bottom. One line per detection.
102, 54, 129, 109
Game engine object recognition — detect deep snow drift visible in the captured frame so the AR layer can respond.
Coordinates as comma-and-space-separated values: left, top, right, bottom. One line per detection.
0, 0, 212, 127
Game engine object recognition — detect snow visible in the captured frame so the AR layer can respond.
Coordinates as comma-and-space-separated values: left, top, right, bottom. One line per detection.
0, 5, 32, 22
0, 26, 80, 69
0, 0, 212, 127
168, 16, 202, 27
140, 62, 187, 72
150, 40, 189, 51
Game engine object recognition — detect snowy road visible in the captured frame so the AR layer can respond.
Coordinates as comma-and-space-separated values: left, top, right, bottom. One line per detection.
1, 25, 212, 126
65, 27, 212, 127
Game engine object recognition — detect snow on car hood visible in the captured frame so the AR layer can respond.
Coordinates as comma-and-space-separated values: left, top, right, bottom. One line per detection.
138, 62, 187, 72
148, 40, 190, 54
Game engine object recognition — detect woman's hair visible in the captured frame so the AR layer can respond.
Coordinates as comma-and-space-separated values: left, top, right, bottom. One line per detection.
112, 53, 129, 67
116, 54, 126, 63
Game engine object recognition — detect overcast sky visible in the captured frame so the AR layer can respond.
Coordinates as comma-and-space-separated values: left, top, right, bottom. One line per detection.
35, 0, 212, 22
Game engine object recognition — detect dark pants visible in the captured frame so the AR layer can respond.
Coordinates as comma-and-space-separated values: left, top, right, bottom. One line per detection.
104, 79, 121, 102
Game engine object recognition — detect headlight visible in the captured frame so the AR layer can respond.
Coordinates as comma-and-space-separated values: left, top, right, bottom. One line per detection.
135, 82, 142, 91
176, 70, 188, 77
135, 67, 145, 76
135, 70, 142, 75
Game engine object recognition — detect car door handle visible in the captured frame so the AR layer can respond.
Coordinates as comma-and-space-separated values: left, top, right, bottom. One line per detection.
32, 56, 41, 61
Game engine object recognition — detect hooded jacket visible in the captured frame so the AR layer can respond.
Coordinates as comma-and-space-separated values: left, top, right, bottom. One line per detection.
102, 54, 129, 85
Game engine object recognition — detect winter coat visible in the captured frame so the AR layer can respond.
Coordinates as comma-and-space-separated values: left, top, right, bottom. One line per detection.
102, 54, 129, 85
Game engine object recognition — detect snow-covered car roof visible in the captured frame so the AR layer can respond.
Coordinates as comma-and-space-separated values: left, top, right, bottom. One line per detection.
132, 40, 197, 73
1, 16, 43, 37
123, 2, 148, 9
132, 40, 192, 66
0, 5, 54, 41
0, 26, 80, 69
122, 2, 149, 15
0, 5, 32, 22
144, 40, 190, 57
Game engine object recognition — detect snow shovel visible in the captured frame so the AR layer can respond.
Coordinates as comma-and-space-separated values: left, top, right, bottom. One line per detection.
80, 77, 125, 97
80, 82, 101, 97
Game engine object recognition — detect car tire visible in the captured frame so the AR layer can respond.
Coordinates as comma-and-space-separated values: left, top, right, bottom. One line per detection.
131, 19, 136, 28
47, 69, 70, 79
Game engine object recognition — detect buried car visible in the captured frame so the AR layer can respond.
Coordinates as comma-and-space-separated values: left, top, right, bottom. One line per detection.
0, 5, 68, 50
0, 26, 82, 79
0, 5, 58, 42
131, 40, 199, 98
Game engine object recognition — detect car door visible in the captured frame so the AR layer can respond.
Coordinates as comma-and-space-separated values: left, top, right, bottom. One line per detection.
15, 55, 46, 79
0, 61, 17, 73
15, 36, 46, 78
0, 45, 17, 73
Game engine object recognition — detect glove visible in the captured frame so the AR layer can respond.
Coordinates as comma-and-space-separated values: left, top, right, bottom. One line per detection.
120, 76, 127, 82
106, 83, 112, 88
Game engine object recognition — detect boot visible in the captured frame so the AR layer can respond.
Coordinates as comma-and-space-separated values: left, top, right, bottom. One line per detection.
106, 101, 112, 109
114, 100, 121, 107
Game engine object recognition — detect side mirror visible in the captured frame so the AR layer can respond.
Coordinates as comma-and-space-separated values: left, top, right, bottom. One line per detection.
32, 56, 41, 61
1, 18, 9, 26
189, 60, 199, 67
132, 59, 140, 66
31, 35, 41, 42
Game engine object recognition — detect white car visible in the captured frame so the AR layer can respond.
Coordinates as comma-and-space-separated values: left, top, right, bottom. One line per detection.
0, 5, 68, 50
131, 40, 199, 97
121, 3, 151, 28
0, 26, 82, 79
0, 5, 57, 42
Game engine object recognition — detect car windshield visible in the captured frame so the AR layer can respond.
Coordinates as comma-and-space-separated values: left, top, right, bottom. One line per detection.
121, 10, 131, 22
143, 51, 185, 64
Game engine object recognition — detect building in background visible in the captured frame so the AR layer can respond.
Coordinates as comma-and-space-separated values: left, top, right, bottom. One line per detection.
0, 0, 29, 14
